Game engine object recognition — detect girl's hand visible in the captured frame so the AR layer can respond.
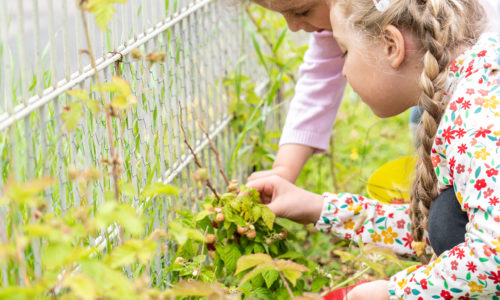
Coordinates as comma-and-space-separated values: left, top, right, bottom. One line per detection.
246, 175, 324, 224
344, 280, 390, 300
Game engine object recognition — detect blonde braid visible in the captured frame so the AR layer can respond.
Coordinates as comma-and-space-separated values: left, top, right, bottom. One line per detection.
337, 0, 485, 260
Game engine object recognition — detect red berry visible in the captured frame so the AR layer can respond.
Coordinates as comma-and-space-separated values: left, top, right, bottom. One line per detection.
212, 220, 218, 229
207, 243, 216, 251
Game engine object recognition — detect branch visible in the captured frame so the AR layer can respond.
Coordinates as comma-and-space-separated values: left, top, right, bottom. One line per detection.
194, 112, 230, 186
178, 101, 220, 201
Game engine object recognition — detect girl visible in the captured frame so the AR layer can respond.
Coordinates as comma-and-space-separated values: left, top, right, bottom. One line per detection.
247, 0, 500, 299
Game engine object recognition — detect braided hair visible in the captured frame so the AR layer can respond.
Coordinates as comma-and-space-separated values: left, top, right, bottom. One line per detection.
334, 0, 485, 260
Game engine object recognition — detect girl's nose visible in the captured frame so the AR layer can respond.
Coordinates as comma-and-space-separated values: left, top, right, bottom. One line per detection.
283, 15, 304, 32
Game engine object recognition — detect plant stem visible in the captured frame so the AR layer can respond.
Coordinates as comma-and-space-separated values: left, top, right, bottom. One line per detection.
321, 267, 370, 297
178, 101, 220, 201
194, 112, 230, 186
80, 9, 120, 202
277, 268, 294, 299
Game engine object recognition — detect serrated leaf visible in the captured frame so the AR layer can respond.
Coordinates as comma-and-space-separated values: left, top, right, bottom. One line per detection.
333, 249, 356, 262
262, 270, 279, 288
239, 263, 275, 286
140, 183, 179, 199
167, 220, 204, 245
84, 0, 127, 30
311, 277, 330, 293
236, 253, 273, 274
220, 243, 242, 274
261, 205, 275, 230
61, 101, 84, 132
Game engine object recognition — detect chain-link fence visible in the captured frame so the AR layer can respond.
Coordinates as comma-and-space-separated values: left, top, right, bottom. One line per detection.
0, 0, 270, 287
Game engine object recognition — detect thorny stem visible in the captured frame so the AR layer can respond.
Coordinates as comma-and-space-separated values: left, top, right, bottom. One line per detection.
276, 265, 294, 299
178, 100, 220, 202
80, 8, 120, 202
194, 112, 230, 186
321, 266, 370, 297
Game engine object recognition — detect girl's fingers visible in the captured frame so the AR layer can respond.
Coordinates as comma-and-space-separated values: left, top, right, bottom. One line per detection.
247, 169, 276, 182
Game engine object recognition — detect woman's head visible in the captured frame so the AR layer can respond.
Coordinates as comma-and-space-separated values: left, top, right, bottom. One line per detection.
252, 0, 331, 32
331, 0, 485, 256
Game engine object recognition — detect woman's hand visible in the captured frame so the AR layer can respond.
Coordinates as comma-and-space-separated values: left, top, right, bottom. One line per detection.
246, 175, 324, 225
344, 280, 390, 300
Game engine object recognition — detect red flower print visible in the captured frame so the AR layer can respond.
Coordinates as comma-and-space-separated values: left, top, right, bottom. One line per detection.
484, 63, 492, 68
448, 157, 456, 170
345, 233, 351, 240
466, 88, 475, 95
488, 270, 500, 284
477, 50, 487, 57
420, 279, 428, 290
475, 127, 492, 138
449, 101, 457, 111
456, 128, 466, 138
484, 188, 494, 198
489, 196, 499, 206
442, 126, 456, 144
451, 260, 458, 270
456, 248, 465, 259
486, 168, 499, 177
458, 144, 467, 155
474, 179, 487, 190
478, 274, 487, 281
456, 97, 464, 104
435, 137, 443, 145
404, 286, 411, 294
432, 156, 441, 167
483, 245, 495, 257
441, 290, 453, 300
466, 261, 477, 273
497, 140, 500, 147
403, 232, 413, 248
456, 164, 465, 173
458, 294, 471, 300
450, 61, 459, 73
461, 100, 471, 109
397, 219, 405, 229
345, 197, 353, 204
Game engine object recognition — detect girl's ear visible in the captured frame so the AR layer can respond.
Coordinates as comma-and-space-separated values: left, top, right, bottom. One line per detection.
382, 25, 406, 69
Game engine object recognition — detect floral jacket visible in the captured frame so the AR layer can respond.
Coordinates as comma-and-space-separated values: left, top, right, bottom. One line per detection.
316, 32, 500, 299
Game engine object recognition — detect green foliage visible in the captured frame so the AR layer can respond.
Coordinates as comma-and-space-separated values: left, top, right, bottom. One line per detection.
81, 0, 127, 30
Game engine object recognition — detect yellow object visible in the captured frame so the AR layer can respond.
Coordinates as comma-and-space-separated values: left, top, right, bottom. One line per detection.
366, 155, 417, 204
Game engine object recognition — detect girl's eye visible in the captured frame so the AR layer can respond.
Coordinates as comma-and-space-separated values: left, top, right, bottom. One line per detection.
295, 10, 310, 17
341, 51, 348, 58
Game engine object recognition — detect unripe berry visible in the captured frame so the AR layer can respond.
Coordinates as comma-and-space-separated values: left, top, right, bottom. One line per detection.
174, 257, 184, 264
265, 238, 273, 245
206, 234, 216, 244
208, 250, 215, 260
215, 213, 225, 222
246, 229, 256, 239
237, 226, 247, 235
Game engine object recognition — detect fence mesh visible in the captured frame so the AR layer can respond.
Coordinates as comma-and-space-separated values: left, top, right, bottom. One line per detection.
0, 0, 271, 287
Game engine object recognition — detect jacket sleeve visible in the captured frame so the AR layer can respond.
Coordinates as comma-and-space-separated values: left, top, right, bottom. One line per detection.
279, 31, 347, 153
316, 193, 425, 257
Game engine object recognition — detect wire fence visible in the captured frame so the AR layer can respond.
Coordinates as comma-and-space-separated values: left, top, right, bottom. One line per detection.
0, 0, 271, 287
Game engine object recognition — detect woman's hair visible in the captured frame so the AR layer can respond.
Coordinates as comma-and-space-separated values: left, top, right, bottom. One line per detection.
335, 0, 485, 258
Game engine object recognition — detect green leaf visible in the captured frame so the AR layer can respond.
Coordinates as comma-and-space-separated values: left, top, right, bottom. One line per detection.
140, 183, 179, 200
262, 270, 279, 288
61, 101, 84, 132
84, 0, 127, 30
275, 259, 309, 286
62, 273, 97, 300
239, 263, 275, 286
168, 220, 205, 245
236, 253, 273, 274
311, 277, 330, 292
220, 243, 242, 274
260, 205, 275, 230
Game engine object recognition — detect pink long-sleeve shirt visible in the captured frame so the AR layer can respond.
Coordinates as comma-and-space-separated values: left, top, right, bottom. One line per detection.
278, 30, 346, 153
